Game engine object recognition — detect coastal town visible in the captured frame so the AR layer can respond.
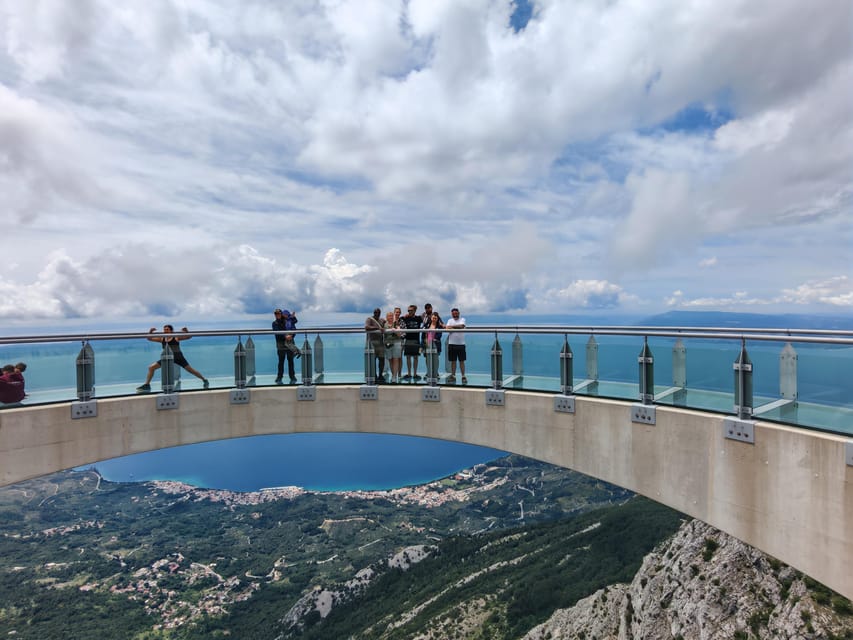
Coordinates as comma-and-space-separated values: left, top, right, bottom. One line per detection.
150, 464, 509, 510
3, 464, 522, 631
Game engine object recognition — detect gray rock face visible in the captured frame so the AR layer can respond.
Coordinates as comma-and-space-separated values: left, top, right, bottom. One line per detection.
523, 519, 853, 640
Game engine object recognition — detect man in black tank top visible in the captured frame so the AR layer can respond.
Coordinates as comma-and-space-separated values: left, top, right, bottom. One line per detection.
136, 324, 209, 392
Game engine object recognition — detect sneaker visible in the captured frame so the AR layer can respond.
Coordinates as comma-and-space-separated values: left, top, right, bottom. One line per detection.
414, 374, 422, 380
447, 375, 456, 383
402, 374, 411, 380
203, 379, 210, 389
135, 383, 150, 393
461, 376, 468, 384
289, 377, 298, 384
274, 377, 283, 384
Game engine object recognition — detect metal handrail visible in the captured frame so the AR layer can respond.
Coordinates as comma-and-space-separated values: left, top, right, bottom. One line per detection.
3, 325, 853, 346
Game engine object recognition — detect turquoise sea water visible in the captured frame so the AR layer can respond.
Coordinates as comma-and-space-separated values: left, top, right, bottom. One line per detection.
87, 433, 504, 492
3, 311, 852, 490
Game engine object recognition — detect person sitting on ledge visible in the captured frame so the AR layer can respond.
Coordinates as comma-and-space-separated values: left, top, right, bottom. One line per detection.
0, 363, 26, 404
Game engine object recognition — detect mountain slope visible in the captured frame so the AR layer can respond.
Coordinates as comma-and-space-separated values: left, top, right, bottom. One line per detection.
524, 519, 853, 640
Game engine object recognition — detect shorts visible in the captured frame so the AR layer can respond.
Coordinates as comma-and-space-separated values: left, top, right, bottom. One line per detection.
172, 352, 190, 368
369, 340, 385, 358
448, 344, 466, 362
386, 341, 403, 358
403, 342, 421, 357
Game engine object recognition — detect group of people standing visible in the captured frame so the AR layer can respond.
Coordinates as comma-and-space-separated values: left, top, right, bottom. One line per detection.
131, 305, 465, 393
365, 304, 467, 384
0, 362, 27, 404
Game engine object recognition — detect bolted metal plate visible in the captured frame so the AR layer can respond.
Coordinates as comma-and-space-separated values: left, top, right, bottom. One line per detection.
485, 389, 505, 406
554, 395, 575, 414
631, 403, 656, 425
360, 385, 378, 401
846, 441, 853, 467
297, 386, 316, 401
724, 418, 755, 444
422, 387, 440, 402
71, 400, 97, 420
156, 394, 179, 411
230, 389, 250, 405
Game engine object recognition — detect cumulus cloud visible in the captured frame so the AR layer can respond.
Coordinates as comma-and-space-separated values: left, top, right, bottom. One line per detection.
0, 0, 850, 320
666, 276, 853, 309
544, 280, 638, 310
0, 237, 544, 320
0, 87, 109, 222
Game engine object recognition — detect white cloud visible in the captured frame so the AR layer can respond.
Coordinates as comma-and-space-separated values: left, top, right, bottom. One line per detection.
665, 276, 853, 310
546, 280, 638, 310
780, 276, 853, 307
0, 0, 850, 320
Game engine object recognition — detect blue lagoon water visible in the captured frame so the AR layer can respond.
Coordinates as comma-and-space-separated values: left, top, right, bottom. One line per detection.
91, 433, 504, 492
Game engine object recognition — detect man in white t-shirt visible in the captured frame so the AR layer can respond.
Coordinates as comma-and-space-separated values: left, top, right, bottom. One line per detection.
445, 307, 467, 383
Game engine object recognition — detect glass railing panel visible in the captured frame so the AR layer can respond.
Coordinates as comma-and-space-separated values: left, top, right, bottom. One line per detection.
758, 402, 853, 435
2, 327, 851, 437
789, 343, 852, 407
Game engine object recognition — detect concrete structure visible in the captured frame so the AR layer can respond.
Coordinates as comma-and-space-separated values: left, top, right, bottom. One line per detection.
1, 386, 851, 600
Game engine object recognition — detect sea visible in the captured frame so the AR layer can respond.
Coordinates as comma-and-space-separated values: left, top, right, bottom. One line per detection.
3, 310, 852, 491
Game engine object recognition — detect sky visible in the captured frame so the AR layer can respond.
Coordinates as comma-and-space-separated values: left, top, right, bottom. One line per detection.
1, 0, 851, 325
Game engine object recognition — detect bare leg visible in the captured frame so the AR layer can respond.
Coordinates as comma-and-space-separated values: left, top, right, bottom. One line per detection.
144, 362, 161, 385
183, 365, 206, 381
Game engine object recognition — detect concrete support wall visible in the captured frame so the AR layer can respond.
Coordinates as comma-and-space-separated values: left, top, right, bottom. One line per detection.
1, 386, 851, 600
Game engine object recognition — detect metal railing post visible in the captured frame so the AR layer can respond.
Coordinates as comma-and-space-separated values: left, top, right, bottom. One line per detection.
638, 337, 655, 405
425, 341, 439, 387
233, 338, 247, 389
75, 341, 95, 401
733, 339, 753, 419
313, 335, 324, 375
560, 335, 573, 395
245, 336, 256, 386
490, 334, 503, 389
301, 336, 314, 385
363, 338, 375, 386
512, 334, 523, 376
160, 343, 176, 394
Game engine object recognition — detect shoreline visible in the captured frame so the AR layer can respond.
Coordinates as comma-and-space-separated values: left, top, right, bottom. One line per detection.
80, 457, 503, 496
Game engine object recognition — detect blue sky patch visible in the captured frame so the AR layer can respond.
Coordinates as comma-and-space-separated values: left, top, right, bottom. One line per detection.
657, 102, 735, 134
510, 0, 534, 32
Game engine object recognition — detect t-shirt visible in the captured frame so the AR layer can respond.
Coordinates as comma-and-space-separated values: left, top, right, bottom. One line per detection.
445, 317, 466, 345
401, 314, 422, 344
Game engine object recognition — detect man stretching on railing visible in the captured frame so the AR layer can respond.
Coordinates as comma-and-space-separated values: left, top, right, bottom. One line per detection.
136, 325, 208, 392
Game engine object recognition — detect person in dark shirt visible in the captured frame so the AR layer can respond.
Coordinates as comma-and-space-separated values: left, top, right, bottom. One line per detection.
272, 309, 300, 383
400, 304, 423, 380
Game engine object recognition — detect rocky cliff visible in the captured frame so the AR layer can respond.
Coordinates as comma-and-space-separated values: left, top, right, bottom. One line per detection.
523, 520, 853, 640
